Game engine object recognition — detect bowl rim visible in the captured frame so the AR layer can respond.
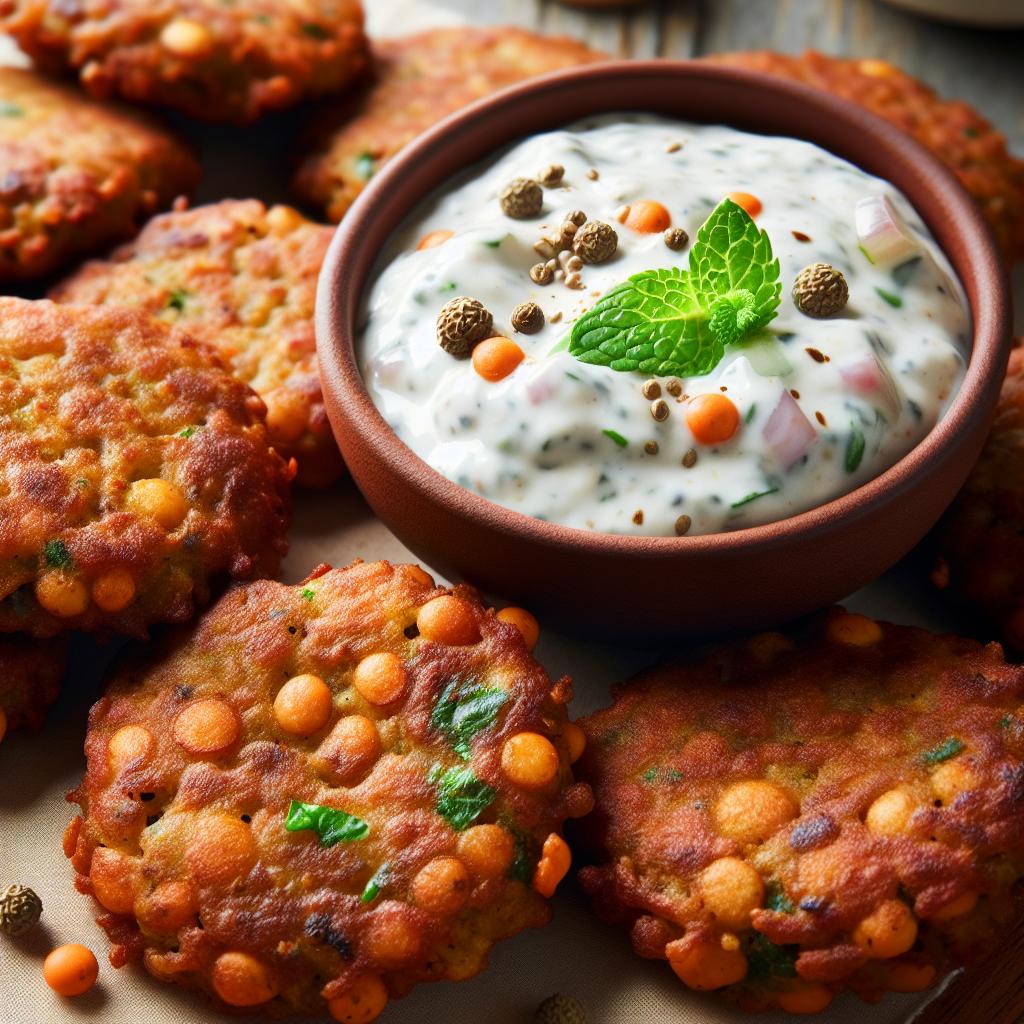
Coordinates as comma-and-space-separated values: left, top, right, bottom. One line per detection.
316, 58, 1011, 559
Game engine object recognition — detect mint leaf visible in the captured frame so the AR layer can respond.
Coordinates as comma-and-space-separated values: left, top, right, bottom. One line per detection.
765, 881, 796, 914
747, 934, 798, 980
43, 539, 73, 569
732, 487, 778, 508
300, 587, 316, 602
167, 289, 187, 311
431, 678, 508, 760
845, 425, 865, 473
569, 198, 779, 377
921, 737, 965, 765
602, 428, 628, 448
285, 800, 369, 846
432, 764, 495, 831
360, 863, 389, 903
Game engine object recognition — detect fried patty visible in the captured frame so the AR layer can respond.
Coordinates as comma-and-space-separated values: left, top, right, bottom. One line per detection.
0, 0, 368, 124
294, 27, 607, 223
710, 51, 1024, 264
0, 632, 67, 736
0, 67, 198, 283
932, 345, 1024, 649
0, 298, 292, 638
577, 610, 1024, 1014
51, 200, 341, 488
65, 561, 592, 1019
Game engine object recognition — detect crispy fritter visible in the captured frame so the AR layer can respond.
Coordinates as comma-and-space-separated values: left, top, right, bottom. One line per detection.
294, 27, 606, 223
0, 298, 292, 638
577, 610, 1024, 1015
0, 67, 198, 282
0, 0, 368, 124
932, 345, 1024, 648
65, 561, 592, 1018
51, 200, 341, 488
710, 51, 1024, 264
0, 632, 67, 735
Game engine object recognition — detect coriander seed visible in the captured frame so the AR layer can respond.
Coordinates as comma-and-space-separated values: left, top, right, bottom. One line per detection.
665, 378, 682, 397
538, 163, 564, 187
644, 440, 659, 455
530, 262, 554, 285
573, 220, 618, 265
674, 514, 692, 536
511, 302, 545, 334
0, 884, 42, 937
632, 509, 644, 525
566, 209, 587, 227
793, 262, 849, 318
641, 380, 661, 400
436, 296, 493, 358
682, 448, 697, 468
586, 168, 599, 181
650, 398, 669, 422
664, 226, 689, 251
534, 993, 587, 1024
500, 177, 543, 219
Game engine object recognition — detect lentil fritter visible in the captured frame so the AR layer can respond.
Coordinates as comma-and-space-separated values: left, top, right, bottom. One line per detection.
577, 610, 1024, 1014
0, 298, 292, 638
932, 344, 1024, 649
51, 200, 341, 487
65, 561, 593, 1020
710, 51, 1024, 264
294, 27, 606, 223
0, 632, 67, 739
0, 67, 198, 283
0, 0, 368, 124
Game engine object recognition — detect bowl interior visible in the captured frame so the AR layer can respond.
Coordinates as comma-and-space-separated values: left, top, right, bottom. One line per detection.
317, 60, 1010, 559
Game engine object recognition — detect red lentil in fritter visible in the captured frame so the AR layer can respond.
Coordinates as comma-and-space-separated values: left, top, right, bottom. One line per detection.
65, 561, 592, 1021
0, 298, 292, 638
577, 610, 1024, 1014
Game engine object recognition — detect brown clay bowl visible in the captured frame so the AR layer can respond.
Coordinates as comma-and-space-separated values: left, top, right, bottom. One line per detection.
316, 60, 1011, 639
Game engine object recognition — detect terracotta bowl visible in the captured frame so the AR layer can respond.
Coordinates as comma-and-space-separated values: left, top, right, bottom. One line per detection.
316, 60, 1011, 638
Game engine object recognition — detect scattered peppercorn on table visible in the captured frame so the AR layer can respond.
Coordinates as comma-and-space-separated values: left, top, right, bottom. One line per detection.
2, 2, 1023, 1024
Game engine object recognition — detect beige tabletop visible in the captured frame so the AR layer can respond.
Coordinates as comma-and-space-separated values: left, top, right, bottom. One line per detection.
1, 2, 1023, 1023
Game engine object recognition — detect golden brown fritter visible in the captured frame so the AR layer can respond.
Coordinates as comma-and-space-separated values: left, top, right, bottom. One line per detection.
0, 67, 198, 283
294, 27, 607, 223
932, 345, 1024, 649
0, 298, 292, 639
64, 561, 592, 1020
51, 200, 341, 488
0, 0, 368, 124
710, 51, 1024, 264
577, 610, 1024, 1015
0, 632, 67, 737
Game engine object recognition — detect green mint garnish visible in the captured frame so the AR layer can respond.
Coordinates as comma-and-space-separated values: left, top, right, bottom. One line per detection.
765, 881, 796, 914
745, 403, 757, 424
921, 737, 965, 765
732, 487, 778, 509
430, 678, 508, 760
167, 290, 188, 311
300, 587, 316, 602
602, 429, 628, 448
747, 934, 799, 979
875, 286, 903, 308
179, 426, 196, 439
0, 103, 23, 117
569, 198, 780, 377
302, 22, 329, 38
1000, 714, 1014, 729
360, 863, 390, 903
483, 238, 504, 249
285, 800, 368, 846
504, 821, 538, 883
43, 539, 73, 569
355, 152, 376, 181
845, 425, 866, 473
431, 764, 495, 831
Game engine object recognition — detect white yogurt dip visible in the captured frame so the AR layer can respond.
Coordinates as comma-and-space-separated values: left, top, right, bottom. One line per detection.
359, 115, 968, 536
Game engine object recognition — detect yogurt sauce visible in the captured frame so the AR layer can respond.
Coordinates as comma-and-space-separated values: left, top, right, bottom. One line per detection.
360, 115, 969, 536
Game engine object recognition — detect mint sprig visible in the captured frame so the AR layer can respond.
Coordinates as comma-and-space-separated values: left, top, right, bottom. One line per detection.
285, 800, 369, 846
430, 678, 508, 760
569, 198, 780, 377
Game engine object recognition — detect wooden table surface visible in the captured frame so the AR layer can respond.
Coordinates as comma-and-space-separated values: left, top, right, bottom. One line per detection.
433, 2, 1024, 1022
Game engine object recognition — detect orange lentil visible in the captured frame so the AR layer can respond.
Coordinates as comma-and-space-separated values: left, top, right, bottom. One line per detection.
352, 653, 407, 706
173, 698, 240, 756
417, 596, 479, 645
686, 393, 740, 445
502, 732, 559, 789
533, 832, 571, 898
496, 606, 539, 650
273, 673, 333, 734
727, 191, 762, 217
43, 944, 99, 997
417, 229, 454, 250
472, 336, 524, 382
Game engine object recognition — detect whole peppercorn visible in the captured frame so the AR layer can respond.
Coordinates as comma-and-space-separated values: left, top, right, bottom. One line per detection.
792, 262, 849, 318
538, 163, 564, 187
664, 226, 689, 251
572, 220, 618, 265
511, 302, 545, 334
0, 884, 42, 937
534, 993, 587, 1024
436, 296, 494, 358
499, 177, 543, 219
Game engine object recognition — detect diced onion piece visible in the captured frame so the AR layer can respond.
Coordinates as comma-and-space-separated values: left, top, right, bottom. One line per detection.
839, 356, 901, 418
855, 195, 918, 267
763, 390, 817, 470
